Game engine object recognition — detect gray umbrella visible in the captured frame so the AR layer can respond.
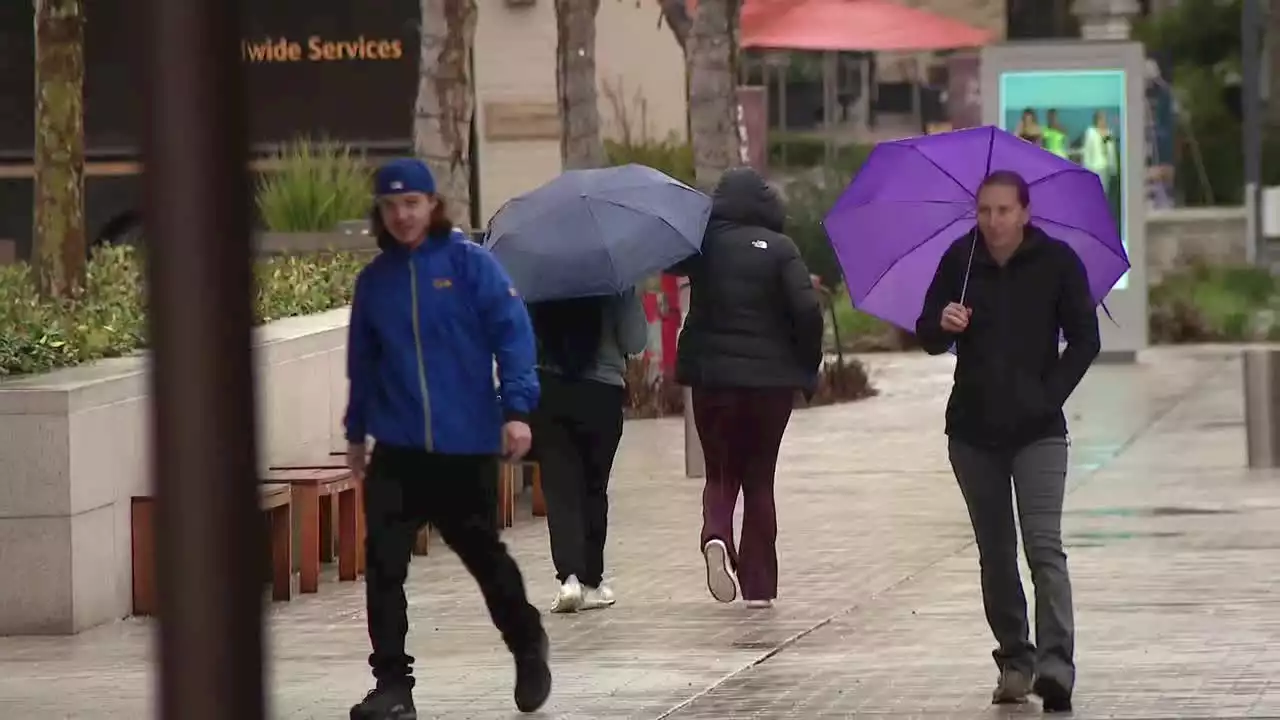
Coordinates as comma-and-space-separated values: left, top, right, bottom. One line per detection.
483, 164, 711, 302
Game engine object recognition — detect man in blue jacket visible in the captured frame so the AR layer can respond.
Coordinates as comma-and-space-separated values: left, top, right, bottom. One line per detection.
345, 158, 549, 720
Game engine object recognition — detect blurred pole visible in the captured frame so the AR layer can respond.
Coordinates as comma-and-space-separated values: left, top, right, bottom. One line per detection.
136, 0, 265, 717
1243, 0, 1263, 265
680, 278, 704, 478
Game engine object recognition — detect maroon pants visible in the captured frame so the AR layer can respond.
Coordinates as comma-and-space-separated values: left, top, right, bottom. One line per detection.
692, 387, 794, 601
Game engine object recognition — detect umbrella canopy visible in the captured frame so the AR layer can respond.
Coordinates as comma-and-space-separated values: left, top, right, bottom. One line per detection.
485, 164, 711, 303
823, 125, 1129, 333
741, 0, 992, 52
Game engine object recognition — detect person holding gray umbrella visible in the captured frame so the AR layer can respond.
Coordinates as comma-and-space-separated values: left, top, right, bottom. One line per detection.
528, 289, 648, 613
485, 164, 707, 612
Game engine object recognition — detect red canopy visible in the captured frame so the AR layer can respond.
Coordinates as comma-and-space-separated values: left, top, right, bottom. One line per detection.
739, 0, 992, 52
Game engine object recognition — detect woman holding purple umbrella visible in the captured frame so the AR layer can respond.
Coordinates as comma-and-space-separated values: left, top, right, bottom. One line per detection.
915, 170, 1100, 713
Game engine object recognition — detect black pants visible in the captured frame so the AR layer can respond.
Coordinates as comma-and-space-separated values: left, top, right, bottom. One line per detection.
363, 444, 544, 689
531, 372, 626, 588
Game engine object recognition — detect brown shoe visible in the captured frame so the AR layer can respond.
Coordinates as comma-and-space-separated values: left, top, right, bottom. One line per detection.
991, 668, 1033, 704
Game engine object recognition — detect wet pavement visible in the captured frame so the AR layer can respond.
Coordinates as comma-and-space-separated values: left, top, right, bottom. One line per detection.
0, 346, 1277, 719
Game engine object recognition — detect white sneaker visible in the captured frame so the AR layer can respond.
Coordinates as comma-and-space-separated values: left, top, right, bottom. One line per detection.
744, 599, 774, 609
702, 539, 738, 603
550, 576, 583, 613
581, 584, 616, 610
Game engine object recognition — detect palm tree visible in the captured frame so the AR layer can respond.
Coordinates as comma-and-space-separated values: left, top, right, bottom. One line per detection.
555, 0, 606, 169
33, 0, 86, 298
414, 0, 478, 229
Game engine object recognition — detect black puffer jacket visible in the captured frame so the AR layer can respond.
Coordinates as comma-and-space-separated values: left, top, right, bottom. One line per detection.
672, 168, 824, 391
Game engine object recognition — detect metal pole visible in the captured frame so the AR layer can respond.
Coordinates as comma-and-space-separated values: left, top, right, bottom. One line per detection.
1243, 0, 1264, 265
137, 0, 265, 717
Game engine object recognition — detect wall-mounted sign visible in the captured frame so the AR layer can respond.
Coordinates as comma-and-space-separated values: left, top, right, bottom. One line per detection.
240, 35, 406, 63
482, 101, 561, 142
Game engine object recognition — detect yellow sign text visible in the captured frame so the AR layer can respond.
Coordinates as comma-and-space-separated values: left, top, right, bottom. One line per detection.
241, 36, 405, 63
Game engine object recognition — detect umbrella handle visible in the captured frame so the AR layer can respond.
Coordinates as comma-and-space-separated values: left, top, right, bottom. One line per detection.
958, 229, 978, 306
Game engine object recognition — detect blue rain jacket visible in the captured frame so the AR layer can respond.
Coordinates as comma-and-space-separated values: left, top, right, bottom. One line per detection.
344, 229, 539, 455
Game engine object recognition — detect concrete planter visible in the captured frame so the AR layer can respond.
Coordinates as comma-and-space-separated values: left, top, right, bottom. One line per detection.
0, 308, 351, 635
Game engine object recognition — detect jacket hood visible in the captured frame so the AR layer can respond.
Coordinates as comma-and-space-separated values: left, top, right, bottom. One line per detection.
710, 167, 786, 233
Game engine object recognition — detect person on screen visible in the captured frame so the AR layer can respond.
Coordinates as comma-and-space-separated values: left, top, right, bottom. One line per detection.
1015, 108, 1043, 146
1042, 109, 1069, 159
914, 170, 1100, 714
1081, 110, 1119, 196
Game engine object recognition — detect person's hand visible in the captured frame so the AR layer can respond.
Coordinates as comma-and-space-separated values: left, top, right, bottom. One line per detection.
346, 442, 367, 479
940, 302, 971, 333
502, 421, 533, 461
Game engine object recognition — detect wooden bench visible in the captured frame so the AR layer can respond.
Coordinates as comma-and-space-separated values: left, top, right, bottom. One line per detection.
131, 483, 293, 617
324, 451, 432, 556
498, 461, 545, 527
321, 452, 545, 538
263, 467, 361, 594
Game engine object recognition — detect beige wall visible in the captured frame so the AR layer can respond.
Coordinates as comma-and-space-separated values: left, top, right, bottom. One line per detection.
473, 0, 687, 224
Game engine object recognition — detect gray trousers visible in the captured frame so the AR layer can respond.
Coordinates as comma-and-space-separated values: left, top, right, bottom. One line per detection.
948, 436, 1075, 689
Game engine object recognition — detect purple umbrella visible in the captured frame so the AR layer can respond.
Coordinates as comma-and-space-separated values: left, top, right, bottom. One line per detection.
823, 125, 1130, 333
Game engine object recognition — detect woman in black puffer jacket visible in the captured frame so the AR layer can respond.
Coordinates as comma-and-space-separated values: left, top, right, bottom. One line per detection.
669, 167, 824, 609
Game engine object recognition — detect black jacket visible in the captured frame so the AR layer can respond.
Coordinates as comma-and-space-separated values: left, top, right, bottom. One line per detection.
671, 168, 824, 391
915, 226, 1101, 450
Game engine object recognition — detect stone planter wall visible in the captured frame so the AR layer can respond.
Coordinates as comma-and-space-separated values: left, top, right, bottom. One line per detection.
0, 309, 350, 635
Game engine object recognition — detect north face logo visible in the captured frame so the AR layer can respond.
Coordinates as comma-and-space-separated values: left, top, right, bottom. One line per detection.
752, 240, 768, 249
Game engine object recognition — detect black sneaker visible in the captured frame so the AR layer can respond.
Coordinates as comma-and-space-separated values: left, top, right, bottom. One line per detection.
1033, 675, 1073, 713
350, 685, 417, 720
513, 631, 552, 713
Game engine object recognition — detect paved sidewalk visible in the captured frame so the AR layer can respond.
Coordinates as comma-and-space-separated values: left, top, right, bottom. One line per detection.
0, 347, 1276, 719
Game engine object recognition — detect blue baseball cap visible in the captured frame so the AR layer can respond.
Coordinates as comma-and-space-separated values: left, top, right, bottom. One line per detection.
374, 158, 436, 196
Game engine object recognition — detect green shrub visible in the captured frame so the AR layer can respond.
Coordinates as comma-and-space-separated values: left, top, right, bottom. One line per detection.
769, 133, 872, 170
604, 135, 696, 186
0, 245, 366, 376
1149, 264, 1280, 343
256, 138, 372, 232
824, 285, 918, 352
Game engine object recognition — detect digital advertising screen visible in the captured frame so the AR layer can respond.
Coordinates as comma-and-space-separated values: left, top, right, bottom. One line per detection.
998, 69, 1129, 290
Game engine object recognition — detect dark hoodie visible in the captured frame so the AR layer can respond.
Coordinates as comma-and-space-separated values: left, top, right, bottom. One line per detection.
915, 226, 1101, 450
670, 168, 824, 391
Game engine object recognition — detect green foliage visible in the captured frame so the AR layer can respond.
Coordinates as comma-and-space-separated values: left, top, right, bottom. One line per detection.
1133, 0, 1255, 204
769, 133, 872, 170
783, 146, 869, 288
256, 138, 372, 232
1149, 263, 1280, 342
604, 135, 696, 185
0, 245, 367, 376
824, 285, 919, 352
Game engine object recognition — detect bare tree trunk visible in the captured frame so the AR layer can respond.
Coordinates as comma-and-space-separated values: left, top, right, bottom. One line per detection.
1267, 5, 1280, 128
685, 0, 741, 189
415, 0, 477, 229
556, 0, 606, 169
33, 0, 86, 299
